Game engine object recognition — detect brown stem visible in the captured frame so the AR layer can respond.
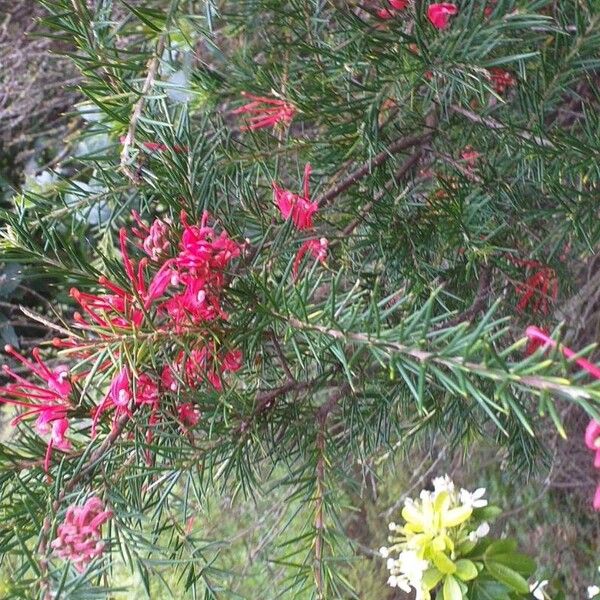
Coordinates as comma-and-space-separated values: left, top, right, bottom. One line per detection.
437, 266, 493, 329
316, 128, 435, 209
450, 105, 555, 149
120, 37, 166, 184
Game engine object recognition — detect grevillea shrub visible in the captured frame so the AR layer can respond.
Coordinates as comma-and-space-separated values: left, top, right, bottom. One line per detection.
0, 0, 599, 597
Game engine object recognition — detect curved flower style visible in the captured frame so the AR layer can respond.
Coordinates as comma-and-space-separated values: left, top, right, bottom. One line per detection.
273, 163, 318, 230
427, 3, 458, 29
51, 496, 112, 573
292, 238, 328, 279
0, 345, 73, 471
233, 92, 296, 131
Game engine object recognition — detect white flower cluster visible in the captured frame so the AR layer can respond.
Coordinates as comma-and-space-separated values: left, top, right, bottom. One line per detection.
383, 549, 429, 599
380, 475, 490, 595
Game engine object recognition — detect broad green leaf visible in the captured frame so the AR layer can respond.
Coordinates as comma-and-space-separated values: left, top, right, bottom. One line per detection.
484, 560, 530, 594
443, 575, 463, 600
490, 553, 535, 576
432, 551, 457, 575
455, 559, 478, 581
423, 568, 445, 590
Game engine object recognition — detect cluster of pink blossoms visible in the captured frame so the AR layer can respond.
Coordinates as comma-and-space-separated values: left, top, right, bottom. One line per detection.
75, 210, 243, 434
0, 345, 73, 471
525, 327, 600, 510
373, 0, 408, 20
0, 211, 244, 471
51, 496, 112, 572
233, 92, 296, 131
427, 3, 458, 29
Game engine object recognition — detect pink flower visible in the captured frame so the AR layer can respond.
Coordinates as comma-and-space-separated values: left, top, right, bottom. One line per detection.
525, 326, 600, 380
489, 68, 517, 94
91, 368, 132, 436
131, 212, 171, 262
376, 0, 408, 18
51, 496, 112, 572
525, 326, 600, 511
163, 345, 242, 393
232, 92, 296, 131
273, 164, 318, 230
427, 3, 458, 29
586, 420, 600, 451
292, 238, 328, 279
177, 402, 201, 427
0, 345, 73, 471
585, 421, 600, 468
460, 146, 480, 168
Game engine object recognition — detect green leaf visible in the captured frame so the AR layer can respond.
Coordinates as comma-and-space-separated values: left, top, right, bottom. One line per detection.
490, 553, 535, 576
484, 560, 530, 594
469, 578, 511, 600
475, 506, 502, 521
455, 559, 478, 581
443, 575, 463, 600
484, 539, 518, 557
423, 567, 445, 590
432, 551, 457, 575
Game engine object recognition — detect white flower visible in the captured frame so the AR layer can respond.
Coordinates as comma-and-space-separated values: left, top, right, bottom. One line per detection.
387, 575, 398, 588
386, 558, 396, 570
530, 580, 548, 600
397, 550, 429, 585
432, 475, 455, 495
388, 521, 397, 531
419, 489, 433, 502
379, 546, 389, 558
468, 521, 490, 542
459, 487, 488, 508
588, 585, 600, 598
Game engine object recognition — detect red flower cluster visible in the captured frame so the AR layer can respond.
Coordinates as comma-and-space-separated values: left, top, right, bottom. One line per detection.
233, 92, 296, 131
489, 68, 516, 94
427, 3, 458, 29
162, 344, 243, 393
272, 164, 328, 279
273, 163, 318, 231
0, 345, 73, 471
292, 238, 329, 279
11, 212, 242, 460
51, 496, 112, 572
508, 256, 558, 315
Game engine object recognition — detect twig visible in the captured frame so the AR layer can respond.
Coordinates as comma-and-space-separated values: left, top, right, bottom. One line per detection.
269, 331, 295, 382
313, 424, 325, 600
120, 37, 166, 184
436, 267, 493, 329
341, 149, 423, 238
316, 129, 435, 209
286, 317, 600, 402
450, 105, 556, 149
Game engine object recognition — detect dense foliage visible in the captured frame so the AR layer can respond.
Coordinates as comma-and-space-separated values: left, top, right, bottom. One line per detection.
0, 0, 599, 598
